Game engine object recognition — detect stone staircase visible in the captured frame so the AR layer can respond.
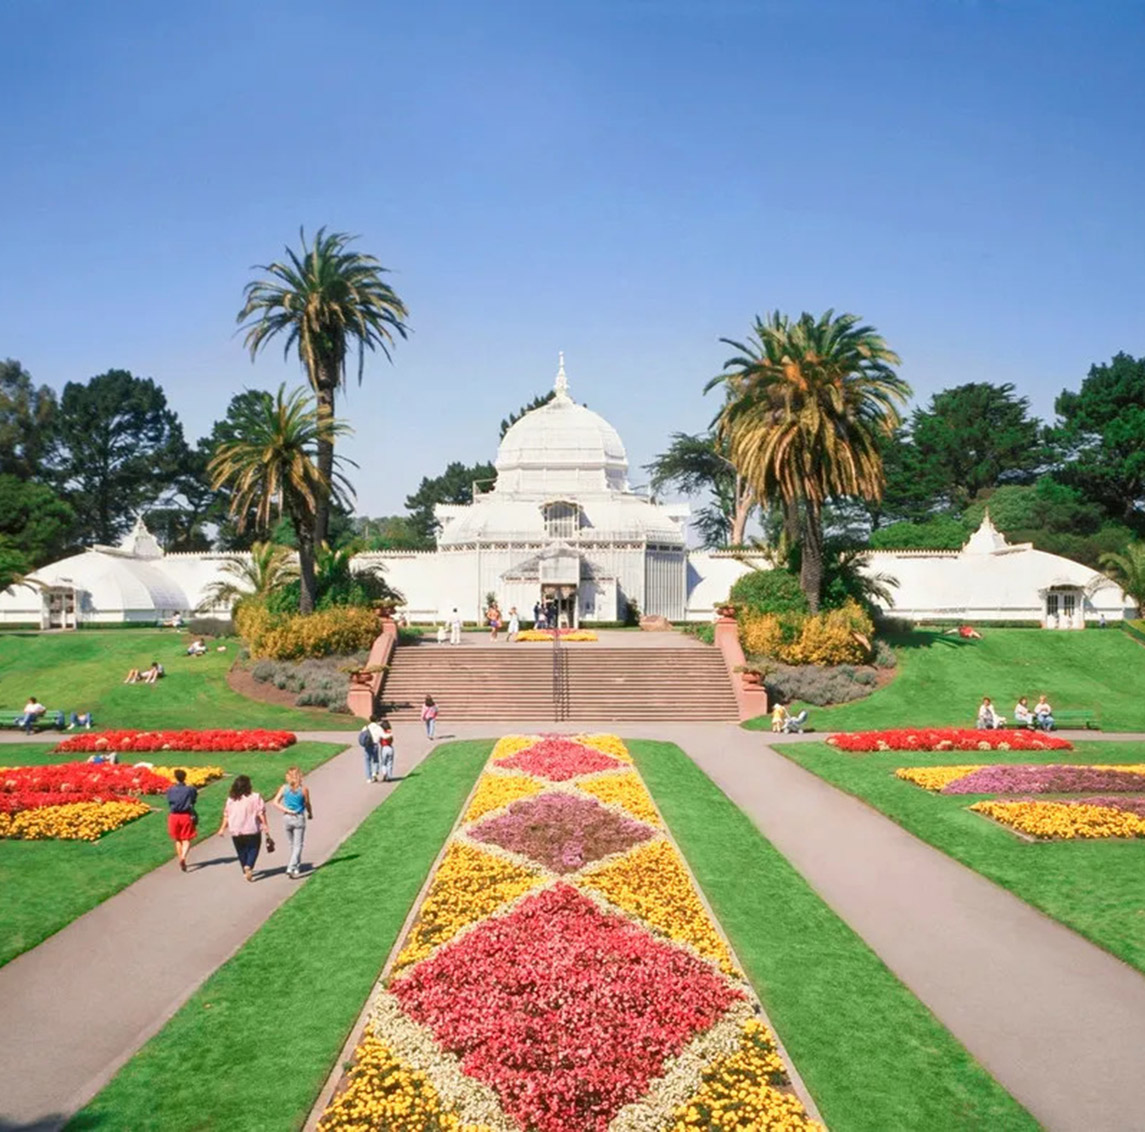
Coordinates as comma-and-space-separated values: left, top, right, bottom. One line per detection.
378, 642, 739, 722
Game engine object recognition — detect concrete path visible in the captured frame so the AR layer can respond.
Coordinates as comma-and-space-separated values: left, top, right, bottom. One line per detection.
0, 726, 431, 1131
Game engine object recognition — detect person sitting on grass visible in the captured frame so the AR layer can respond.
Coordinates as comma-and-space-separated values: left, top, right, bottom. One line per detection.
1034, 694, 1055, 731
186, 639, 207, 656
1013, 697, 1035, 728
18, 696, 46, 733
124, 667, 141, 684
87, 750, 118, 764
69, 710, 94, 730
977, 696, 1004, 730
141, 661, 164, 685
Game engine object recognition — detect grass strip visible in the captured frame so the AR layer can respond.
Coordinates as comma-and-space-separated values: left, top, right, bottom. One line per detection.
631, 738, 1036, 1131
68, 739, 492, 1132
0, 741, 345, 967
777, 739, 1145, 975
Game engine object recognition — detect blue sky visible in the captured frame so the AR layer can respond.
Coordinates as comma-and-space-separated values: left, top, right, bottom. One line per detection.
3, 1, 1143, 515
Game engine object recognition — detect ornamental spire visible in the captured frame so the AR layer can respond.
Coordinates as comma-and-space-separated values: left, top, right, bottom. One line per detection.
554, 351, 570, 402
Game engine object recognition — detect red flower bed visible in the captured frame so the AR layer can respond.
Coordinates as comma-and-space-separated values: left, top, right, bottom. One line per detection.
0, 763, 172, 797
55, 729, 296, 754
391, 883, 742, 1131
827, 728, 1074, 753
496, 737, 621, 781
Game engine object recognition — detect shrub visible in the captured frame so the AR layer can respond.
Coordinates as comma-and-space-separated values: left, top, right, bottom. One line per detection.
729, 568, 809, 616
248, 653, 368, 712
680, 622, 715, 645
764, 663, 880, 706
739, 614, 788, 658
783, 600, 874, 666
187, 616, 234, 638
237, 603, 380, 660
873, 638, 897, 669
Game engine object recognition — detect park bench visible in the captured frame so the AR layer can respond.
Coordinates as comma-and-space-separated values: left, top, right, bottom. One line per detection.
1050, 709, 1101, 731
0, 709, 67, 731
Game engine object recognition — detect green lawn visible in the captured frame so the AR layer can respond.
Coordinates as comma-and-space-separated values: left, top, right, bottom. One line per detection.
0, 628, 359, 731
0, 740, 346, 967
777, 739, 1145, 975
746, 627, 1145, 732
633, 740, 1033, 1130
69, 739, 491, 1132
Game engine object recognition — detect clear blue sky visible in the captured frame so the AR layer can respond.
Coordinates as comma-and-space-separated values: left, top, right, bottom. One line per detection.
3, 1, 1143, 515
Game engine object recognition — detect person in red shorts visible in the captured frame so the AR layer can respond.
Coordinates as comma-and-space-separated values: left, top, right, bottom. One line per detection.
165, 768, 198, 872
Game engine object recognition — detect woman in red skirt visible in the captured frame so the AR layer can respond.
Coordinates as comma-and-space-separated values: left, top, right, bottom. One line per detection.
165, 767, 198, 872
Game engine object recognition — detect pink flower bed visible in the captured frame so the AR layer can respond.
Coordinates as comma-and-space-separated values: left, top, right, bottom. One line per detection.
496, 737, 621, 781
942, 765, 1145, 795
827, 728, 1074, 753
469, 792, 654, 873
390, 883, 742, 1131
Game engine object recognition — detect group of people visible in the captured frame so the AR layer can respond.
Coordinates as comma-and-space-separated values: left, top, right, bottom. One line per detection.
977, 695, 1056, 730
533, 599, 560, 630
124, 661, 164, 684
14, 697, 93, 734
166, 765, 314, 881
485, 603, 520, 642
359, 715, 397, 782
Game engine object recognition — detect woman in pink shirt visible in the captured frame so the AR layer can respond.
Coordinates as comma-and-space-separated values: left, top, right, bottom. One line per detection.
217, 774, 270, 882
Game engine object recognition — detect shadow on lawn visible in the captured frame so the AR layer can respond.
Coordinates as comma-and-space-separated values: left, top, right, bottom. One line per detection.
884, 629, 973, 652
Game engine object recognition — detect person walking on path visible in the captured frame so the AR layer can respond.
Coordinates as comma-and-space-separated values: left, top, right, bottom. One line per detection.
165, 768, 197, 873
361, 716, 382, 782
379, 719, 396, 782
449, 607, 463, 645
507, 606, 520, 642
270, 766, 313, 879
421, 695, 438, 740
217, 774, 270, 882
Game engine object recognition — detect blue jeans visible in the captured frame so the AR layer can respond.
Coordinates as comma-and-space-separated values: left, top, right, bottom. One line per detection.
364, 743, 380, 780
232, 833, 261, 872
425, 716, 436, 739
381, 744, 395, 781
283, 813, 306, 873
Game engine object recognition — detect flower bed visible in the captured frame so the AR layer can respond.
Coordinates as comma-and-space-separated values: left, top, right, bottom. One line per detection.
0, 799, 151, 841
897, 763, 1145, 795
55, 728, 296, 753
971, 798, 1145, 840
828, 728, 1073, 753
0, 763, 173, 798
319, 734, 820, 1131
516, 629, 598, 642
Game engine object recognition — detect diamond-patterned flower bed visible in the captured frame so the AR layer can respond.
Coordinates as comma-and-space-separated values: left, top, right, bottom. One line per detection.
392, 883, 742, 1131
469, 791, 655, 874
495, 737, 621, 781
318, 734, 822, 1132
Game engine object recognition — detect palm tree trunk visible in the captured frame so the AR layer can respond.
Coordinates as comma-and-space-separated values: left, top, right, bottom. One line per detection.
313, 372, 337, 549
800, 499, 824, 613
730, 476, 753, 546
297, 534, 318, 615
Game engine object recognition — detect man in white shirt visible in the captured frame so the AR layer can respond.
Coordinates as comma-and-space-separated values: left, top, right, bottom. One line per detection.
19, 696, 46, 734
449, 608, 462, 646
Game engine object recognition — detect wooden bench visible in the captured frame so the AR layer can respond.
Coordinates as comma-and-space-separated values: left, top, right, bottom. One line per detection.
1050, 709, 1101, 731
0, 709, 67, 732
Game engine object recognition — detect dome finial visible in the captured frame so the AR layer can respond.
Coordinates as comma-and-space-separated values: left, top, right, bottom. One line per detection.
554, 351, 570, 402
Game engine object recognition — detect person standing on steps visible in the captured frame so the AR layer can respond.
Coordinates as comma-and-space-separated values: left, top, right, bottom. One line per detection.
449, 607, 463, 646
421, 695, 438, 739
379, 719, 396, 781
507, 606, 520, 643
165, 768, 198, 872
218, 774, 270, 882
271, 766, 313, 879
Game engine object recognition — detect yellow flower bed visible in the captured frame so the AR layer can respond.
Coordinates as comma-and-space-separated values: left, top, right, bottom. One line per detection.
463, 773, 542, 822
1092, 764, 1145, 775
516, 629, 598, 642
579, 838, 735, 974
895, 765, 985, 791
152, 766, 224, 788
578, 771, 662, 826
0, 799, 151, 841
394, 842, 544, 970
971, 800, 1145, 840
574, 733, 633, 763
317, 1028, 494, 1132
670, 1018, 823, 1130
490, 735, 539, 762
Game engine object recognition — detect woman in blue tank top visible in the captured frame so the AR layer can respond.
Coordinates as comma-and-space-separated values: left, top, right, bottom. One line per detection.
271, 767, 314, 878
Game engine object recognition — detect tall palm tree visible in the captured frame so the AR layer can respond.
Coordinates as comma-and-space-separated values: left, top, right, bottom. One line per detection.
1100, 542, 1145, 613
197, 541, 299, 612
707, 310, 909, 611
207, 386, 354, 613
237, 227, 409, 545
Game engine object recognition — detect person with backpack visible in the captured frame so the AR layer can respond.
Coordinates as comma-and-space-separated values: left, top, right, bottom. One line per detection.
379, 719, 396, 782
359, 716, 382, 782
421, 695, 438, 739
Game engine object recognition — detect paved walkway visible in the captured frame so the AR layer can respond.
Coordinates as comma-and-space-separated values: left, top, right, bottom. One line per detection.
0, 726, 430, 1131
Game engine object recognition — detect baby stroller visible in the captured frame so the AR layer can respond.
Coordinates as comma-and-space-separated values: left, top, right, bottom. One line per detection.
783, 710, 809, 734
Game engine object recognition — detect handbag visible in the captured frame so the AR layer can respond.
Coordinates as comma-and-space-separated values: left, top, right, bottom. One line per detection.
265, 834, 276, 854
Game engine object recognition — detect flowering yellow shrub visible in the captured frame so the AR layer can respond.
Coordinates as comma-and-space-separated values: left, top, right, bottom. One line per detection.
574, 734, 632, 763
394, 842, 544, 970
670, 1018, 822, 1130
463, 773, 542, 822
782, 600, 874, 666
579, 838, 735, 974
317, 1029, 493, 1132
152, 766, 224, 788
971, 800, 1145, 840
0, 800, 151, 841
238, 603, 380, 659
578, 771, 662, 826
739, 613, 787, 658
490, 735, 539, 762
895, 766, 986, 791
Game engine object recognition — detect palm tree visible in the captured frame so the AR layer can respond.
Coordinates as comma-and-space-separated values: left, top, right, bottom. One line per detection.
708, 310, 909, 611
237, 227, 409, 546
197, 541, 298, 612
1100, 543, 1145, 613
207, 386, 354, 613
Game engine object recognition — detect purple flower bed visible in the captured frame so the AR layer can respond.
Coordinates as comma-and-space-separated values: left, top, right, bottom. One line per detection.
470, 791, 655, 874
1056, 795, 1145, 819
942, 764, 1145, 796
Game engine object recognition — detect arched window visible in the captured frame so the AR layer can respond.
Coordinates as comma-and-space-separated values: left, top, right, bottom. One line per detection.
542, 501, 580, 539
